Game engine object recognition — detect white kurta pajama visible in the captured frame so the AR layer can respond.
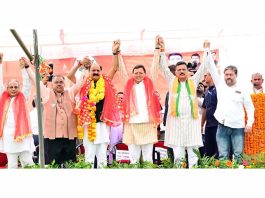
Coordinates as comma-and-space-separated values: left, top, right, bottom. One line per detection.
165, 82, 203, 147
123, 81, 157, 164
159, 52, 207, 167
83, 122, 110, 168
0, 67, 35, 168
0, 98, 35, 168
73, 70, 111, 168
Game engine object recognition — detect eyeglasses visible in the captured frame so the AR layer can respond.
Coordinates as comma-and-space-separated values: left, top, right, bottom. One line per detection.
8, 86, 19, 89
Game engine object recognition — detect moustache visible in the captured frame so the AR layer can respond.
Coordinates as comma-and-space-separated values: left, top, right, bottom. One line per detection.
180, 73, 185, 75
93, 73, 99, 76
253, 83, 259, 87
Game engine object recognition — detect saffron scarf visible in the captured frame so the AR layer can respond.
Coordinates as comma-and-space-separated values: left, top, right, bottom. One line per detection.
123, 76, 161, 125
170, 79, 199, 119
76, 75, 121, 140
0, 91, 32, 142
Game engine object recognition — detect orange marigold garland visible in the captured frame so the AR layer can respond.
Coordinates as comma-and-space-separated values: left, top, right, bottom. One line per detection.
245, 93, 265, 155
75, 75, 105, 141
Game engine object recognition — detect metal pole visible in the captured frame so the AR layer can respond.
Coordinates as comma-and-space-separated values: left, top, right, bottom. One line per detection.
33, 30, 45, 168
10, 30, 33, 61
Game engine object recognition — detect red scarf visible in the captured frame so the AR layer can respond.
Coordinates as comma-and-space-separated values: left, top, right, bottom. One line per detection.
78, 75, 121, 127
123, 76, 161, 125
0, 91, 32, 142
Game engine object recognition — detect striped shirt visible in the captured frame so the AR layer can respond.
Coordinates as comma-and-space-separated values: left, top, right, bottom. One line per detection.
159, 52, 206, 147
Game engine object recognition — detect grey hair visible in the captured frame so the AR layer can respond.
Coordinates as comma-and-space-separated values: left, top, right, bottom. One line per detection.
7, 79, 20, 87
251, 73, 263, 79
224, 65, 238, 75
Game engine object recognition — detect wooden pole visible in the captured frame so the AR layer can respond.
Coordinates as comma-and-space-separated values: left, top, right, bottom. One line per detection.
10, 30, 33, 61
33, 29, 45, 168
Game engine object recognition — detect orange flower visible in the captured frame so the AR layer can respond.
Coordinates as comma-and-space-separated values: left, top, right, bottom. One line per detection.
225, 160, 233, 168
182, 162, 187, 168
245, 93, 265, 155
215, 160, 220, 167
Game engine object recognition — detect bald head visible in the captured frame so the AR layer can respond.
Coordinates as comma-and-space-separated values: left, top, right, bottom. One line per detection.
7, 79, 20, 97
52, 75, 65, 94
251, 73, 264, 89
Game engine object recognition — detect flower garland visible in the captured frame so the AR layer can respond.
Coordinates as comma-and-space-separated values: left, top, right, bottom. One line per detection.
244, 93, 265, 155
87, 76, 105, 141
76, 75, 105, 141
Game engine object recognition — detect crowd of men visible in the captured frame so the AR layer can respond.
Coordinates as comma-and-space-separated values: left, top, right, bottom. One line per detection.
0, 36, 263, 168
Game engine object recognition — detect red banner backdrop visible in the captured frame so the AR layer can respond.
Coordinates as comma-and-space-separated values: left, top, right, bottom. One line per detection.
1, 49, 219, 105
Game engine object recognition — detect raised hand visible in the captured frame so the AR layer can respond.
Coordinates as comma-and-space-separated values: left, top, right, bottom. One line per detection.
155, 35, 160, 49
203, 40, 211, 49
81, 56, 93, 69
112, 39, 120, 53
19, 57, 30, 69
158, 36, 165, 51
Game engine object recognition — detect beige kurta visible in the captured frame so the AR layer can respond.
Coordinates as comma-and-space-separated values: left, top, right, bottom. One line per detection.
122, 81, 158, 145
123, 123, 157, 145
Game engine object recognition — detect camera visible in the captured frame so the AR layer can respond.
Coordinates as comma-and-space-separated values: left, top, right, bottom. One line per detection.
187, 61, 198, 74
187, 61, 197, 69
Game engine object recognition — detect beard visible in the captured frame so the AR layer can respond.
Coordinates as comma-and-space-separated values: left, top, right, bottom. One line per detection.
225, 79, 235, 86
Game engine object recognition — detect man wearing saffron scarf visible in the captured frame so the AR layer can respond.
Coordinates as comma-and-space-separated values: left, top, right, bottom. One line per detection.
23, 58, 86, 166
115, 41, 161, 164
155, 36, 207, 168
67, 41, 121, 168
0, 56, 35, 168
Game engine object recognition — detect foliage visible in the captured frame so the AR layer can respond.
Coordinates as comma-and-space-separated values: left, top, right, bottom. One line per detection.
193, 148, 239, 169
23, 152, 265, 169
64, 155, 93, 169
242, 152, 265, 168
105, 161, 158, 169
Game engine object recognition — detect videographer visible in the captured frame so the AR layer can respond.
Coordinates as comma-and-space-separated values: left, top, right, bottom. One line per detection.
187, 53, 201, 76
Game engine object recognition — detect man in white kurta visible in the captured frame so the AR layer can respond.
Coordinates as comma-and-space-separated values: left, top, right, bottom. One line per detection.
157, 36, 207, 168
122, 73, 159, 164
0, 56, 35, 168
116, 40, 161, 164
67, 42, 120, 168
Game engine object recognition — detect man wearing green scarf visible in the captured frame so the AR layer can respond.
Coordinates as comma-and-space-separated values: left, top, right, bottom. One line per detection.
154, 36, 208, 168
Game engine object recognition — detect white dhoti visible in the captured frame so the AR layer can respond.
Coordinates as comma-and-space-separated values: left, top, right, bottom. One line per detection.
83, 122, 110, 168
